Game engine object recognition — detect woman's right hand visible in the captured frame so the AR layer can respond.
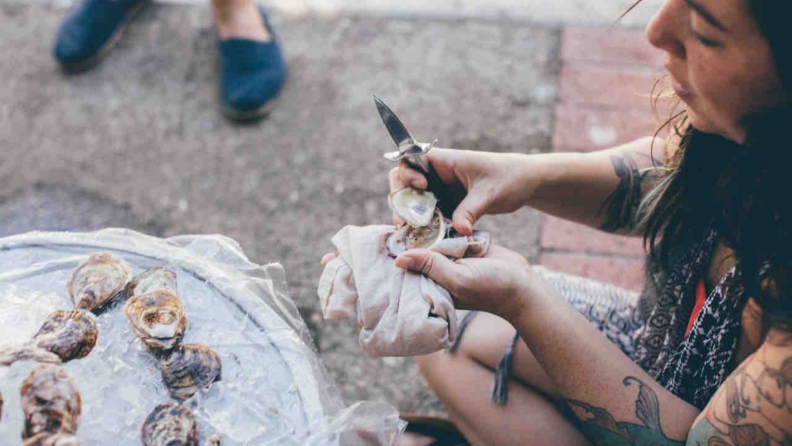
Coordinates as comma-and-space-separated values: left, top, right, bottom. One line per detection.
389, 148, 539, 235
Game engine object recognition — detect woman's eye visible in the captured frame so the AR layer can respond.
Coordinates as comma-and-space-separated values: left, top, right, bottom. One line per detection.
693, 32, 721, 48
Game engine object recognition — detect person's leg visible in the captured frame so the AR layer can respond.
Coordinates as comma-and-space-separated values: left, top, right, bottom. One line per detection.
210, 0, 271, 42
415, 314, 591, 446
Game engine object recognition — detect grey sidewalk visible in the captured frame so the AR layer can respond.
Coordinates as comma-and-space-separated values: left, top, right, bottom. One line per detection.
0, 1, 659, 415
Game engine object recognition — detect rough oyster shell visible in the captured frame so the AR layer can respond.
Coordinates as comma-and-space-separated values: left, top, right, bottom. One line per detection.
126, 268, 178, 299
388, 188, 438, 227
1, 387, 3, 421
32, 310, 98, 363
22, 433, 81, 446
21, 364, 82, 440
125, 291, 187, 354
386, 210, 446, 257
141, 403, 198, 446
67, 253, 129, 312
160, 344, 222, 401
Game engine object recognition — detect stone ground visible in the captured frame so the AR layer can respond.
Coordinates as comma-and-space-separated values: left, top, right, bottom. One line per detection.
0, 0, 665, 417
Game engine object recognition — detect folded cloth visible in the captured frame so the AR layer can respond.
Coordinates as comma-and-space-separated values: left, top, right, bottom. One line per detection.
317, 225, 490, 357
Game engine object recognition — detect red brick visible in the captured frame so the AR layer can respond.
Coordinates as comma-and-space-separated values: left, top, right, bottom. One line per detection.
561, 28, 665, 68
539, 253, 645, 292
540, 215, 646, 257
552, 104, 666, 152
559, 63, 662, 109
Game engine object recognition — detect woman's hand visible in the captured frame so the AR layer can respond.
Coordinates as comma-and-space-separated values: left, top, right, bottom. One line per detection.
389, 149, 540, 235
394, 244, 546, 321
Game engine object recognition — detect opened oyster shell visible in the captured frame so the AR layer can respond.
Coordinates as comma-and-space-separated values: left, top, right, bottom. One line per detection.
22, 433, 81, 446
160, 344, 222, 401
141, 403, 198, 446
126, 268, 178, 299
386, 210, 446, 257
21, 364, 82, 440
125, 291, 187, 354
67, 253, 129, 312
1, 310, 98, 367
388, 187, 438, 227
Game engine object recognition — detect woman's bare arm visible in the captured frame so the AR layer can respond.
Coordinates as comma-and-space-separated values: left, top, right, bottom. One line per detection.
529, 136, 668, 235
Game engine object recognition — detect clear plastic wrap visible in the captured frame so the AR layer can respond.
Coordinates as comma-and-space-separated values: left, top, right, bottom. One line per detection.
0, 229, 405, 445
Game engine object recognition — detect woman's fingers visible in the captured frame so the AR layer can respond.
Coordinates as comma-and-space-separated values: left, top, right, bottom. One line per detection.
451, 190, 489, 236
321, 251, 339, 266
398, 160, 428, 189
394, 249, 462, 293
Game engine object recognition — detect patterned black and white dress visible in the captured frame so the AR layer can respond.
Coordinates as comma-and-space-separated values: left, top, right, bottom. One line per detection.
451, 226, 746, 410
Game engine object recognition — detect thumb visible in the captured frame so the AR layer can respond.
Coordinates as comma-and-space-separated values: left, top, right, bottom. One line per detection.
452, 191, 488, 236
394, 249, 461, 289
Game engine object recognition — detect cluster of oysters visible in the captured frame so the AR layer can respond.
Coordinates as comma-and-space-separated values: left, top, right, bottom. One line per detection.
122, 267, 222, 446
0, 253, 222, 446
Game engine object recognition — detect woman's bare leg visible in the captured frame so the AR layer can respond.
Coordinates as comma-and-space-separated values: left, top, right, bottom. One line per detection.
415, 311, 591, 446
210, 0, 271, 41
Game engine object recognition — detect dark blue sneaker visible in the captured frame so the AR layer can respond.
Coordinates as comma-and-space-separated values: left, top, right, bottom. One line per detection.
219, 10, 287, 121
54, 0, 149, 73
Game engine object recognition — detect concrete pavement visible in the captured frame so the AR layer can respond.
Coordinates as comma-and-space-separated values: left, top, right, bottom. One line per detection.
0, 0, 665, 416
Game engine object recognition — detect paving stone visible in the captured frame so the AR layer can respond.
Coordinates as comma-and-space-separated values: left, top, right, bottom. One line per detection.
540, 215, 645, 257
552, 103, 666, 152
560, 27, 664, 68
539, 252, 645, 292
558, 62, 662, 109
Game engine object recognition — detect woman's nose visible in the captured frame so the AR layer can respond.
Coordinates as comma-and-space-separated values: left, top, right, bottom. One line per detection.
645, 0, 686, 60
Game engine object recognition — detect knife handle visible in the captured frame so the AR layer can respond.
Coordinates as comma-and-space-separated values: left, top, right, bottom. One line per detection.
407, 157, 463, 218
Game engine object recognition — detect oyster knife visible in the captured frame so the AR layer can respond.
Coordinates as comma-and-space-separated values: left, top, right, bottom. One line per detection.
373, 95, 462, 217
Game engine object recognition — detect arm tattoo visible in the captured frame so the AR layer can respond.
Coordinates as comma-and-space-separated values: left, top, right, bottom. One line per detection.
564, 376, 686, 445
599, 153, 653, 233
687, 348, 792, 446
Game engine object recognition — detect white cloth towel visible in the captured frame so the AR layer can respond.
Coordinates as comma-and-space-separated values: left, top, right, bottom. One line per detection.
317, 225, 490, 357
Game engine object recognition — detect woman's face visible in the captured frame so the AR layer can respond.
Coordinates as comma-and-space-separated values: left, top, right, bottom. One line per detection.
646, 0, 787, 143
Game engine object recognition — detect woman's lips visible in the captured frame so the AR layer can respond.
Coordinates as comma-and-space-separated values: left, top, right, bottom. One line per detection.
667, 71, 692, 98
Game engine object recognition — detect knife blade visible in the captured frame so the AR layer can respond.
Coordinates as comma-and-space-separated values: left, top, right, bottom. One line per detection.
373, 96, 462, 217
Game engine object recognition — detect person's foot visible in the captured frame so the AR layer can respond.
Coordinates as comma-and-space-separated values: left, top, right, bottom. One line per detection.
215, 3, 287, 121
53, 0, 149, 73
211, 0, 271, 42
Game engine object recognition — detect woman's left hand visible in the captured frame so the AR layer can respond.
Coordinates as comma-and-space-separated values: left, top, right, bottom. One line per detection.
394, 245, 541, 321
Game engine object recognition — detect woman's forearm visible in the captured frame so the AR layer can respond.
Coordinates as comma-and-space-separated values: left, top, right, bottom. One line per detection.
526, 136, 664, 234
507, 272, 700, 445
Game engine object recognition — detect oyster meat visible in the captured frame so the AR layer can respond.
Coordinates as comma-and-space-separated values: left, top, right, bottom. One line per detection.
388, 188, 438, 227
67, 253, 129, 312
141, 403, 198, 446
125, 291, 187, 354
22, 433, 81, 446
21, 364, 82, 440
386, 210, 446, 257
126, 268, 178, 299
160, 344, 222, 401
0, 310, 98, 367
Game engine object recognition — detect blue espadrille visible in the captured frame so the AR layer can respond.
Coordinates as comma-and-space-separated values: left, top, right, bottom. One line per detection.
53, 0, 149, 72
219, 10, 287, 121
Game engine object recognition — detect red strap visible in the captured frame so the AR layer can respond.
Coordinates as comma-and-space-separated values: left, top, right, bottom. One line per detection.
686, 278, 708, 337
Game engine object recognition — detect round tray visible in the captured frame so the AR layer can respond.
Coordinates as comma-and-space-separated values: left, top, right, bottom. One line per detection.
0, 229, 351, 445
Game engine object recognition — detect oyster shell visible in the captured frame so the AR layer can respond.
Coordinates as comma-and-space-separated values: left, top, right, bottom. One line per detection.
160, 344, 222, 401
67, 253, 129, 312
141, 403, 198, 446
125, 291, 187, 354
33, 310, 98, 363
388, 188, 438, 227
21, 364, 82, 440
386, 210, 446, 257
22, 433, 81, 446
1, 310, 98, 367
1, 388, 3, 421
126, 268, 178, 299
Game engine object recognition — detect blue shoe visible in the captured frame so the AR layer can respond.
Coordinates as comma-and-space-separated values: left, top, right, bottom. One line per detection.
219, 10, 287, 121
54, 0, 149, 72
